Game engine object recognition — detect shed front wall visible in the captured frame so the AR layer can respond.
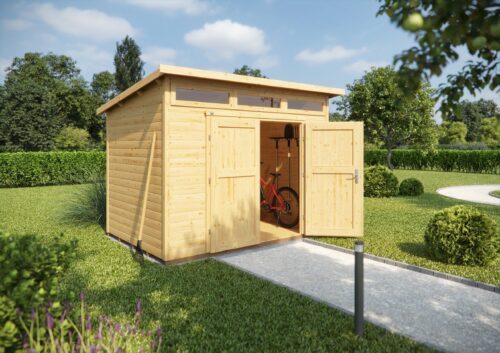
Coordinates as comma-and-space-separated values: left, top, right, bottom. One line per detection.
164, 76, 329, 261
106, 82, 164, 259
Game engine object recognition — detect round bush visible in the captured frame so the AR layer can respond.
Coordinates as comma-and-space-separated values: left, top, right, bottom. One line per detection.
399, 178, 424, 196
364, 165, 399, 197
424, 205, 498, 266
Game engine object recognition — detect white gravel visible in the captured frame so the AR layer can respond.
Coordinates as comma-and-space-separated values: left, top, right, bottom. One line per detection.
216, 240, 500, 353
437, 184, 500, 206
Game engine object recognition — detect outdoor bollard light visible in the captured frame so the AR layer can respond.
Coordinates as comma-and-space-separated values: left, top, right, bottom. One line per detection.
354, 240, 364, 337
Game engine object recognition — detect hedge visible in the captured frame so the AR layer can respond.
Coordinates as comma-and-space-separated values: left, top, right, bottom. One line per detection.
365, 149, 500, 174
0, 151, 105, 187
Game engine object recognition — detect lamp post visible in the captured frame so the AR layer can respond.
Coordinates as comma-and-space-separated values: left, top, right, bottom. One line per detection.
354, 240, 364, 336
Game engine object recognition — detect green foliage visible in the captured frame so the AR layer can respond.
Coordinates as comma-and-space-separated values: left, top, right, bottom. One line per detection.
0, 186, 437, 353
439, 121, 467, 145
399, 178, 424, 196
91, 71, 116, 103
446, 99, 499, 142
0, 151, 105, 187
364, 165, 399, 198
365, 149, 500, 174
54, 126, 90, 151
114, 36, 144, 93
424, 205, 498, 266
21, 297, 161, 353
479, 117, 500, 146
64, 179, 106, 226
337, 66, 437, 168
377, 1, 499, 116
233, 65, 267, 78
0, 230, 77, 350
0, 53, 99, 152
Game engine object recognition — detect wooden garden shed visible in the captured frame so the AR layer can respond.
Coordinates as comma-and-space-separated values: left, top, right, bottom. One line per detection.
97, 65, 363, 263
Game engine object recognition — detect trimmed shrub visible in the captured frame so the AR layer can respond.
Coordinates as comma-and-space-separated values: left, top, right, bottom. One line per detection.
0, 230, 77, 350
364, 165, 399, 197
0, 151, 105, 187
54, 126, 90, 151
399, 178, 424, 196
365, 149, 500, 174
424, 205, 498, 266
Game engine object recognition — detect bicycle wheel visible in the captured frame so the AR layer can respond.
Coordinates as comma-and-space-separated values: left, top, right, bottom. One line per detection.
272, 186, 299, 228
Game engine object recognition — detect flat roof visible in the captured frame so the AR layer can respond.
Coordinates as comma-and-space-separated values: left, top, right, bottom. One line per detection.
97, 64, 345, 114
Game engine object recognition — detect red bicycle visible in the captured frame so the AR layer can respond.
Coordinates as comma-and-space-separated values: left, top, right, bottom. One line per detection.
260, 172, 299, 228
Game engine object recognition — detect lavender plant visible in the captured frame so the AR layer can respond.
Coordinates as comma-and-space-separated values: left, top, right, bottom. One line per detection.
19, 294, 162, 353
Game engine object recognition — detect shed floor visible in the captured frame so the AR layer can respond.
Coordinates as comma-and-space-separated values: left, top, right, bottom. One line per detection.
260, 220, 299, 242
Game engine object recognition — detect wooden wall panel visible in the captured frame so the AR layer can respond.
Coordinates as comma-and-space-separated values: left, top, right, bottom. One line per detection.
107, 82, 163, 258
166, 108, 207, 260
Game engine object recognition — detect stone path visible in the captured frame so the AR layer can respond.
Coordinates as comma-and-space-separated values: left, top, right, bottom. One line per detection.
437, 184, 500, 206
216, 240, 500, 353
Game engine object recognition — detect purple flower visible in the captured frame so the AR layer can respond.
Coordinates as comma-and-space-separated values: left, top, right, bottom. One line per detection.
155, 326, 161, 338
95, 321, 103, 340
114, 323, 121, 332
29, 349, 36, 353
80, 292, 85, 301
46, 314, 54, 330
90, 345, 97, 353
85, 314, 92, 331
136, 299, 141, 315
16, 307, 21, 316
116, 348, 122, 353
31, 309, 36, 321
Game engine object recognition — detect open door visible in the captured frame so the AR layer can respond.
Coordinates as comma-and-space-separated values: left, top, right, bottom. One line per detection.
210, 117, 260, 252
305, 122, 363, 237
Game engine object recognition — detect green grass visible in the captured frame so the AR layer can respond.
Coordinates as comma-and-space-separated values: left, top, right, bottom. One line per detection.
489, 189, 500, 199
315, 170, 500, 286
0, 185, 435, 353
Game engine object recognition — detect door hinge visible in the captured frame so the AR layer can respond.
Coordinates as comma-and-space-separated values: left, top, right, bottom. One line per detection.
208, 177, 211, 185
354, 169, 359, 184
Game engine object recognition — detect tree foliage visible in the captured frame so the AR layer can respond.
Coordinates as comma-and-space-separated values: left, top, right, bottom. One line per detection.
233, 65, 267, 78
479, 117, 500, 146
446, 99, 498, 141
377, 0, 499, 116
114, 36, 144, 93
337, 66, 437, 168
439, 121, 468, 144
54, 126, 90, 151
0, 53, 96, 151
91, 71, 116, 103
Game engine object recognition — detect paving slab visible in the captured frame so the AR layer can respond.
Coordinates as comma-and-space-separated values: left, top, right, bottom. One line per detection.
216, 240, 500, 353
437, 184, 500, 206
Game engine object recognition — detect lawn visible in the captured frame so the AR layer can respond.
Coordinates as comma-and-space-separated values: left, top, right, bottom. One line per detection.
315, 170, 500, 286
0, 185, 436, 353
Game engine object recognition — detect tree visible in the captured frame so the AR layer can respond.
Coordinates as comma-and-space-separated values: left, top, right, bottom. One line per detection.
0, 53, 94, 151
446, 99, 498, 141
337, 66, 437, 169
114, 36, 144, 93
479, 117, 500, 146
233, 65, 267, 78
54, 126, 90, 151
378, 1, 499, 116
91, 71, 116, 103
439, 121, 468, 144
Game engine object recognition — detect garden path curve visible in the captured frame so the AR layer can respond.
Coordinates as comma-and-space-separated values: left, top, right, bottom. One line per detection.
436, 184, 500, 206
216, 240, 500, 353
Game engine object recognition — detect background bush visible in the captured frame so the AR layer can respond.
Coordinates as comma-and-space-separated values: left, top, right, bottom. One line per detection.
364, 165, 399, 198
0, 151, 105, 187
399, 178, 424, 196
365, 149, 500, 174
424, 205, 498, 266
54, 126, 90, 151
64, 179, 106, 227
0, 230, 77, 350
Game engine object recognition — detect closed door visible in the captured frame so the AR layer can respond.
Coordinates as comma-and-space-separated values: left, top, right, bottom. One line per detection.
210, 117, 260, 252
305, 122, 363, 236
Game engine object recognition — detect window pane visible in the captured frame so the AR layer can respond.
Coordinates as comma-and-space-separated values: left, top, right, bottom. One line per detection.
176, 88, 229, 104
288, 99, 323, 111
238, 94, 281, 108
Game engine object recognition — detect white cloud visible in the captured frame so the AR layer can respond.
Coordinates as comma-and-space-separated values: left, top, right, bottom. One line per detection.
253, 55, 279, 69
142, 46, 176, 66
124, 0, 211, 15
66, 45, 113, 77
0, 58, 11, 81
185, 19, 270, 60
32, 3, 136, 42
2, 19, 33, 30
343, 60, 388, 73
296, 46, 367, 64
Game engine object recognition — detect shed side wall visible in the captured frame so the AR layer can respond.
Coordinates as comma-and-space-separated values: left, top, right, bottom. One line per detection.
107, 82, 163, 258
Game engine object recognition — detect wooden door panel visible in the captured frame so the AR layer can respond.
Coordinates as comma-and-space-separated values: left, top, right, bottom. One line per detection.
305, 122, 363, 237
210, 118, 260, 252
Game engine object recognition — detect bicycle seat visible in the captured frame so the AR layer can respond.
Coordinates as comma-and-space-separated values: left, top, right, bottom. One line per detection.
270, 172, 281, 177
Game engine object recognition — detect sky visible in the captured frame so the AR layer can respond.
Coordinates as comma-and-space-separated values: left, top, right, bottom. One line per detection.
0, 0, 498, 115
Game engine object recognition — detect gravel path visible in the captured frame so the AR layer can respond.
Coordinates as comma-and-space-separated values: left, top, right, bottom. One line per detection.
437, 184, 500, 206
216, 240, 500, 353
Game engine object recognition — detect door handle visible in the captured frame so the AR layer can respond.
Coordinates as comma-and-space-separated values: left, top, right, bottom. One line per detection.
354, 169, 359, 184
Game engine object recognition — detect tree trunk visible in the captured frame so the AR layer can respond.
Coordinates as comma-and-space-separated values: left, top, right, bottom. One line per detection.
386, 148, 394, 170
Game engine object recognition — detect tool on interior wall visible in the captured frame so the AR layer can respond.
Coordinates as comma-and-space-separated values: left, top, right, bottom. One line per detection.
284, 124, 294, 188
137, 131, 157, 256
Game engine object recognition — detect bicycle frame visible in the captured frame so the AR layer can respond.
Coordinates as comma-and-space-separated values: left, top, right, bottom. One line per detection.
260, 177, 286, 211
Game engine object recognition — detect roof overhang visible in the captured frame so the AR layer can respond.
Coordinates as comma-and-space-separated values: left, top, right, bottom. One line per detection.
97, 64, 345, 115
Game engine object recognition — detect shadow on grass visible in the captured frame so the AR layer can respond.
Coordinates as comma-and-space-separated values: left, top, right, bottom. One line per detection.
398, 242, 430, 260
